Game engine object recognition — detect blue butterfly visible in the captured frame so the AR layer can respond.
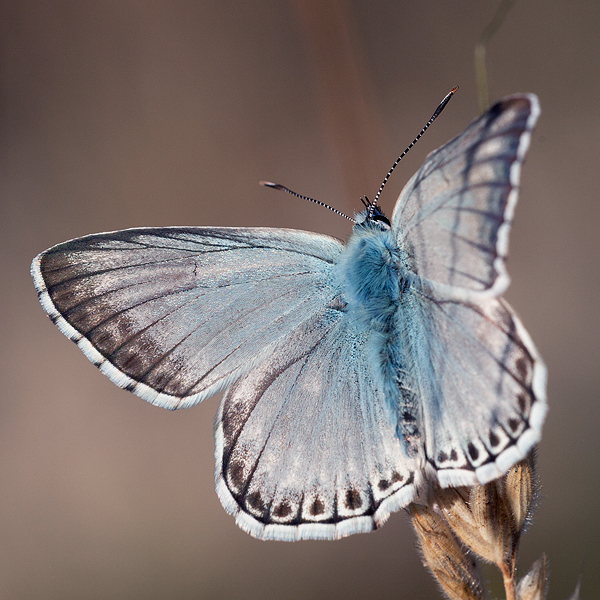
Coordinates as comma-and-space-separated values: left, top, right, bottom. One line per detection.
31, 93, 547, 541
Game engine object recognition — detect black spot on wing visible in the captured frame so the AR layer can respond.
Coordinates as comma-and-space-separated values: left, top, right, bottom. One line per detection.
467, 442, 479, 461
489, 430, 500, 447
391, 471, 404, 484
246, 491, 266, 514
345, 489, 362, 510
436, 448, 460, 465
227, 462, 246, 492
310, 497, 325, 516
272, 500, 292, 519
508, 418, 521, 433
517, 392, 529, 415
515, 356, 529, 382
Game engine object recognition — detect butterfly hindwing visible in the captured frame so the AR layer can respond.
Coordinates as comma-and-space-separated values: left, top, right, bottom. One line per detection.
32, 227, 342, 409
392, 95, 540, 297
407, 281, 546, 486
215, 313, 418, 540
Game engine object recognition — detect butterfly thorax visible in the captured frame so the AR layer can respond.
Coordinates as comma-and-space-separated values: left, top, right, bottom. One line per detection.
337, 213, 411, 330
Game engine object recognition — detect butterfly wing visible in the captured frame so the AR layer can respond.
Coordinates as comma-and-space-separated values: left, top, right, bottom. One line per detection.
31, 227, 343, 409
392, 94, 540, 298
392, 95, 547, 485
31, 94, 547, 539
407, 281, 546, 486
215, 313, 418, 541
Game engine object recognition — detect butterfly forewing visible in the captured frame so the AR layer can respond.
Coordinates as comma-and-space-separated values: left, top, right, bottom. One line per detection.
32, 227, 343, 409
392, 95, 540, 297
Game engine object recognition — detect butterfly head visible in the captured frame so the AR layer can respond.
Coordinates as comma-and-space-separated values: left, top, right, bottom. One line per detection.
354, 200, 391, 232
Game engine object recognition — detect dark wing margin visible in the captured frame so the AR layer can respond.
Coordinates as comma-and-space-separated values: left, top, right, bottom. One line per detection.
31, 227, 343, 410
392, 94, 540, 298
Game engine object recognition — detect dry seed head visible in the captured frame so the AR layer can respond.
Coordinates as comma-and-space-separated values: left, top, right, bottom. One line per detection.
409, 503, 487, 600
415, 453, 541, 599
433, 485, 513, 570
470, 482, 514, 571
433, 487, 494, 562
504, 456, 537, 535
516, 554, 548, 600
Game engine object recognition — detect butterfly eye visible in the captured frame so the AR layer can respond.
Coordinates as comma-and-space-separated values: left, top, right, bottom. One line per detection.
367, 205, 391, 229
354, 208, 391, 230
371, 213, 391, 228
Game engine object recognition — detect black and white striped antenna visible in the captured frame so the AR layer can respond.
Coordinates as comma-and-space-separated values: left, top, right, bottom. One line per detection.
368, 86, 458, 217
260, 181, 355, 222
261, 86, 458, 223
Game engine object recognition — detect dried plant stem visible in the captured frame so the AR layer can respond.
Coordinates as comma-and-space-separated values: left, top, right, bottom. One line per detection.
475, 0, 517, 112
500, 562, 516, 600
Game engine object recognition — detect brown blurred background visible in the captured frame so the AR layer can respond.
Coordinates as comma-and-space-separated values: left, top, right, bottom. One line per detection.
1, 1, 599, 598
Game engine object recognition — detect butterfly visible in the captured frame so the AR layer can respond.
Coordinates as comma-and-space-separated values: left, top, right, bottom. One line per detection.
31, 92, 547, 542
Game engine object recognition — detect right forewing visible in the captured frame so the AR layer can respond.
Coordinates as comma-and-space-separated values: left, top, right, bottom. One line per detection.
392, 95, 539, 298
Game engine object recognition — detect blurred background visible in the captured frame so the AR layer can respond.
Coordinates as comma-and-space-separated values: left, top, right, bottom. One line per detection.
1, 0, 598, 598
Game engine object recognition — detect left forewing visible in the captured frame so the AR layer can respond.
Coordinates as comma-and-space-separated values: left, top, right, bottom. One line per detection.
32, 227, 343, 409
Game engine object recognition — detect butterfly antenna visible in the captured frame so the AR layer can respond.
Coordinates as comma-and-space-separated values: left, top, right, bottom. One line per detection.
369, 86, 459, 217
260, 181, 355, 222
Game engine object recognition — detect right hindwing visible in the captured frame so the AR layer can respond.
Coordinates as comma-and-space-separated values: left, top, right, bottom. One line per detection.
405, 281, 546, 487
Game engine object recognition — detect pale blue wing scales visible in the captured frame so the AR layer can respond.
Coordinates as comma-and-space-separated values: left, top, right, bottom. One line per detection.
392, 95, 540, 297
31, 227, 343, 409
407, 282, 547, 486
215, 315, 418, 541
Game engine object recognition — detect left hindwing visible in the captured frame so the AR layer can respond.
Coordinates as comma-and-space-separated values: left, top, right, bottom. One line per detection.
32, 227, 342, 409
215, 314, 418, 541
